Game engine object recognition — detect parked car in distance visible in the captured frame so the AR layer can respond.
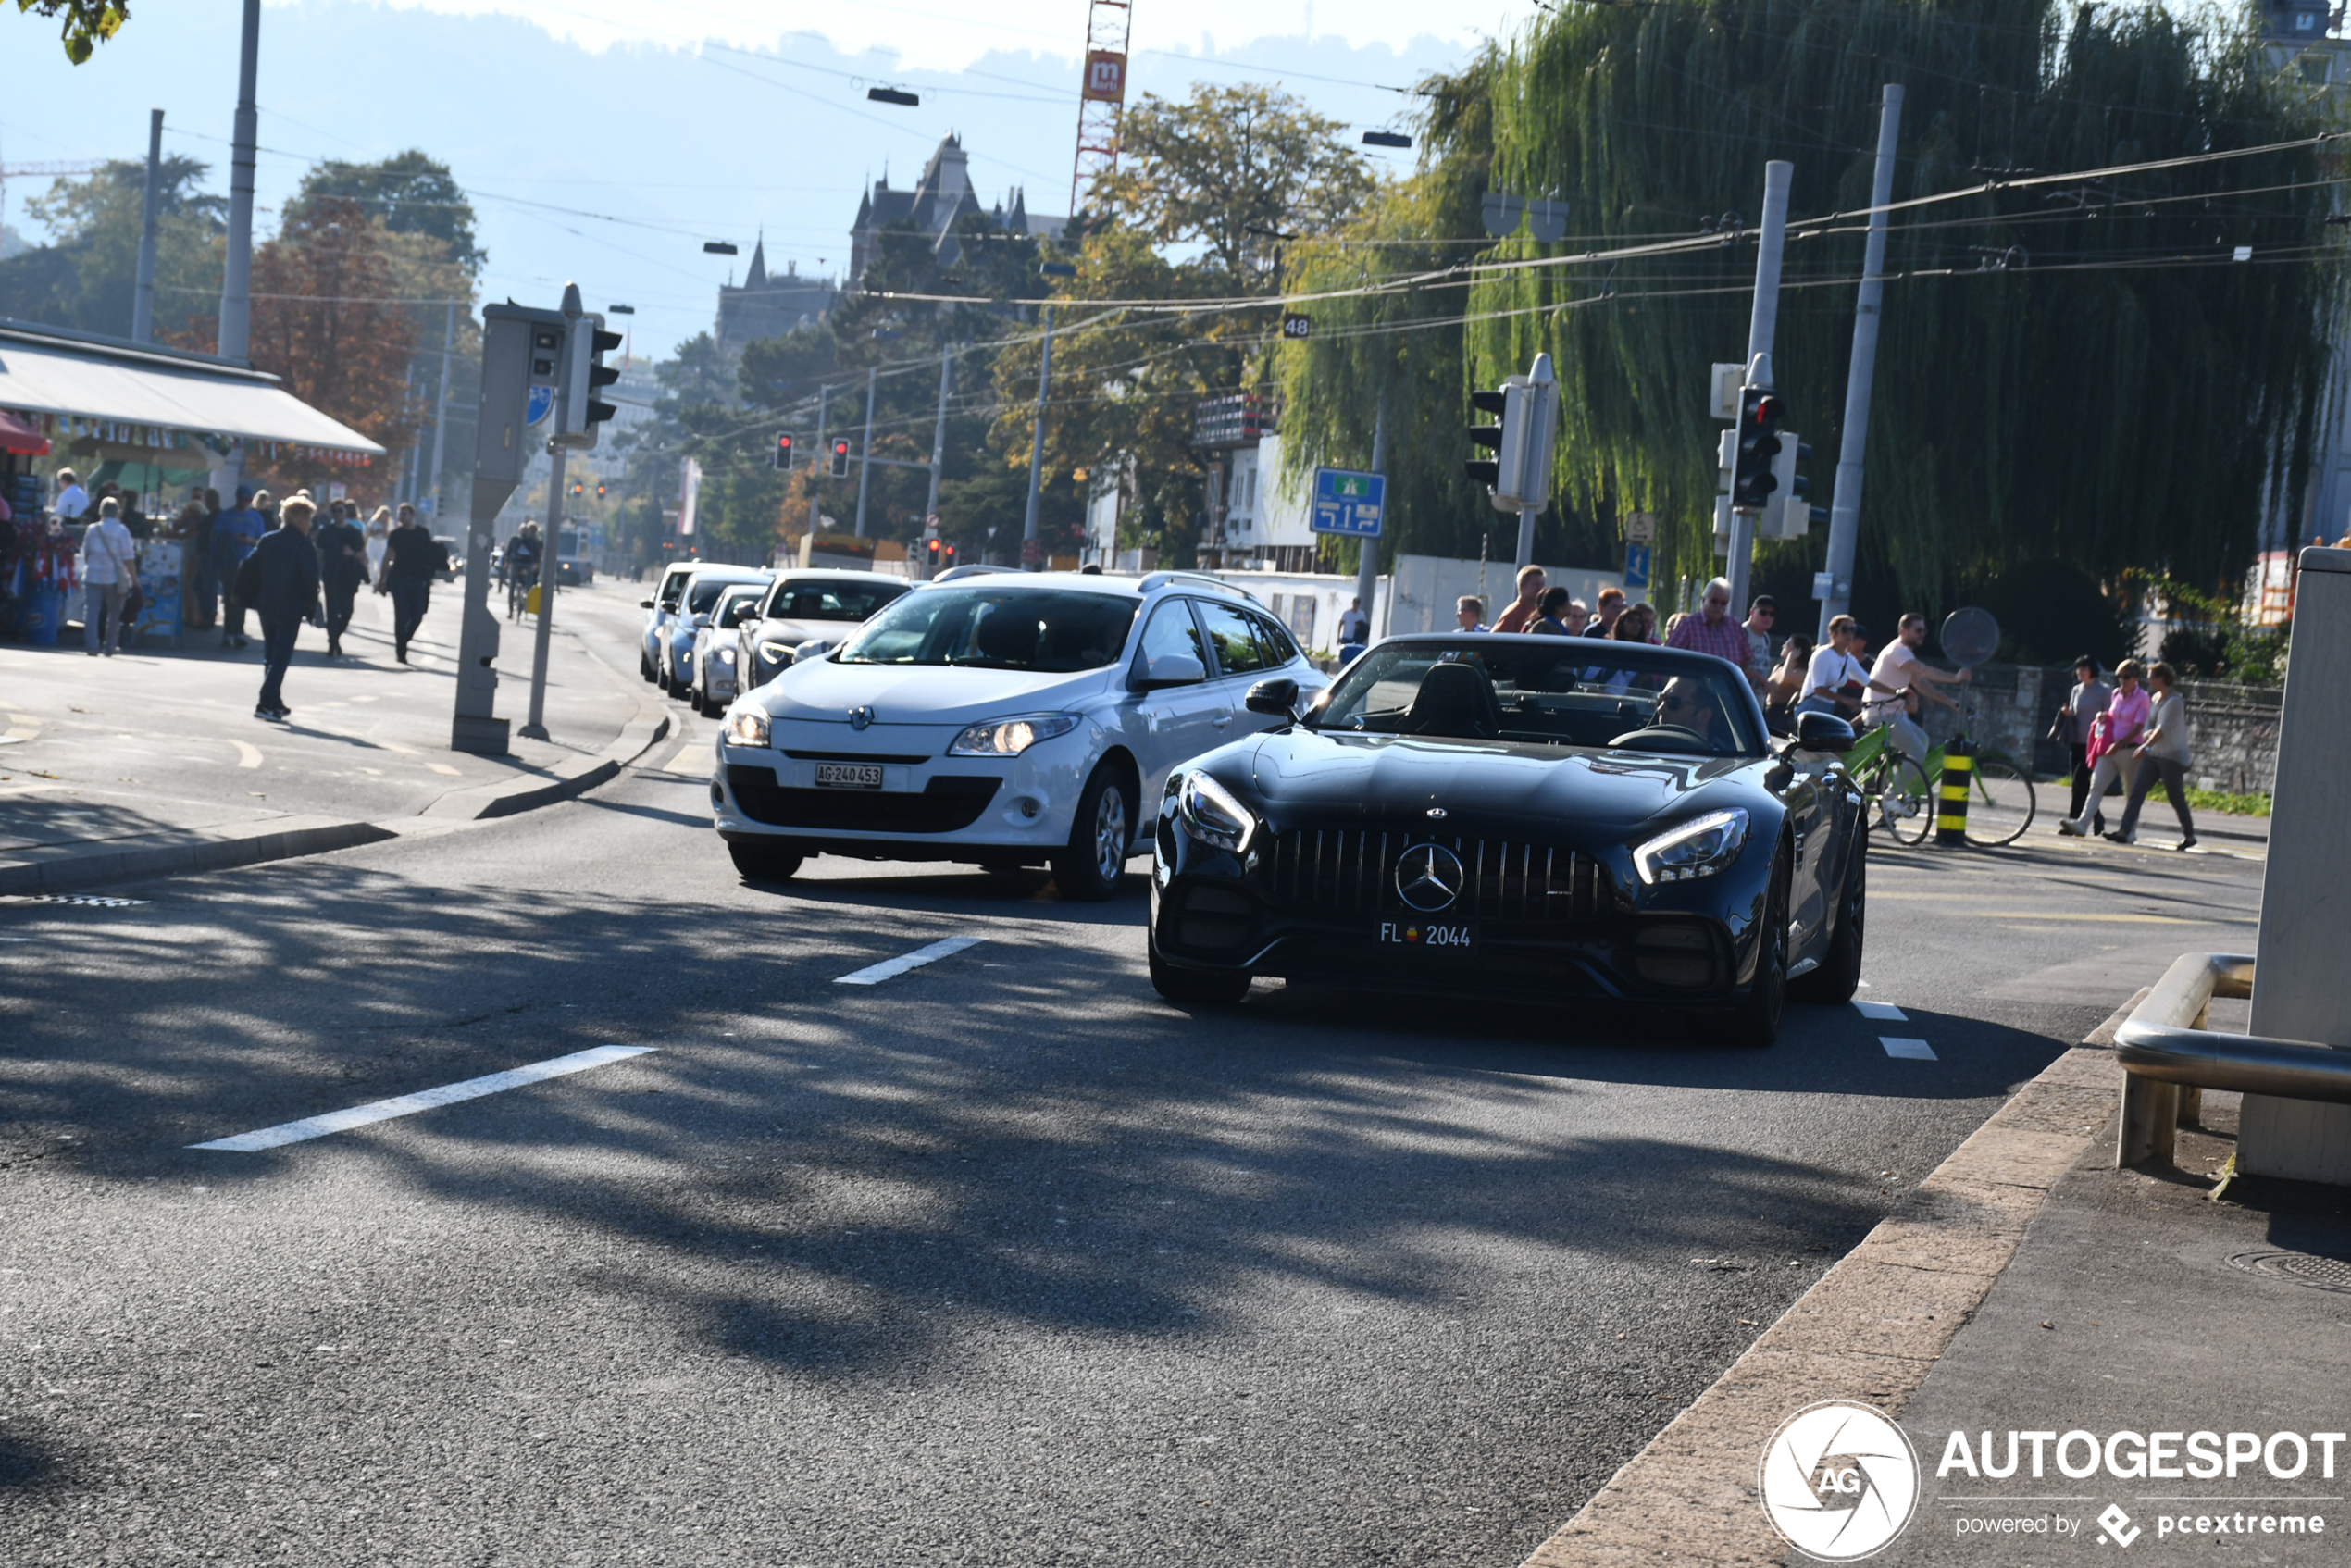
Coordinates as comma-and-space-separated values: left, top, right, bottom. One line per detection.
688, 582, 769, 716
738, 571, 914, 693
711, 570, 1328, 900
662, 565, 772, 696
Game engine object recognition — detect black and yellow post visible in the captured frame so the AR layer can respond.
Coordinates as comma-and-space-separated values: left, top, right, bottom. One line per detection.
1936, 739, 1974, 846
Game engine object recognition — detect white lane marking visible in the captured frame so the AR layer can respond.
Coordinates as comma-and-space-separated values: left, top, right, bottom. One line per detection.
1880, 1037, 1938, 1061
427, 763, 462, 777
1853, 1000, 1908, 1021
231, 740, 263, 769
662, 738, 706, 775
835, 937, 981, 987
189, 1044, 656, 1151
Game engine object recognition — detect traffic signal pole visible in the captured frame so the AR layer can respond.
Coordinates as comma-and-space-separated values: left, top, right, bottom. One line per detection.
1021, 305, 1055, 569
520, 284, 584, 742
853, 366, 877, 539
1819, 86, 1903, 642
922, 347, 952, 580
1728, 160, 1793, 617
1357, 399, 1386, 635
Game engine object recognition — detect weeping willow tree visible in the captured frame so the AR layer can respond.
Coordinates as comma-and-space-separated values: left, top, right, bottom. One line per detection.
1283, 0, 2345, 608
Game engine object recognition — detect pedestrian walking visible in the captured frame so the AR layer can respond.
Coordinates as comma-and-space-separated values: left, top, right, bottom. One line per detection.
2053, 655, 2113, 836
379, 503, 446, 664
78, 497, 138, 656
364, 505, 391, 580
1665, 578, 1750, 665
243, 496, 323, 720
210, 484, 266, 648
1739, 595, 1777, 692
1861, 613, 1971, 764
2056, 659, 2151, 837
1337, 596, 1370, 644
1492, 565, 1547, 635
2108, 661, 2198, 851
316, 500, 370, 657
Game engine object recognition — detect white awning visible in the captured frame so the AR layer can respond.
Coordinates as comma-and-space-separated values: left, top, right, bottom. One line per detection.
0, 320, 385, 456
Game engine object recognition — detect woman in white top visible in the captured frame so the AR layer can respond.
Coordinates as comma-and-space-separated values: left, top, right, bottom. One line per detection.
1794, 615, 1870, 721
79, 496, 139, 656
2108, 661, 2196, 850
365, 505, 392, 581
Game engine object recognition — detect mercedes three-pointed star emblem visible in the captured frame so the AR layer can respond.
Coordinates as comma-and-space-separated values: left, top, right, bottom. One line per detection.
1395, 842, 1465, 913
850, 705, 876, 729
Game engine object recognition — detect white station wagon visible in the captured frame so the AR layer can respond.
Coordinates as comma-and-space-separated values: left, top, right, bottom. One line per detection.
712, 569, 1328, 899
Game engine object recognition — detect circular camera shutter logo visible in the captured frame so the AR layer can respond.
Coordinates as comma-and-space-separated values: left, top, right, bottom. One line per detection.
1758, 1400, 1920, 1562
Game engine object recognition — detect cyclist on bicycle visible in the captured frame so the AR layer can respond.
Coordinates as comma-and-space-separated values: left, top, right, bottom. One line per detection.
1796, 616, 1871, 723
1861, 612, 1969, 762
505, 520, 543, 619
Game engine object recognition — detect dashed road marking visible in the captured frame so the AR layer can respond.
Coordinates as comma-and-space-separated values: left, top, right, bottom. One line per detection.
428, 763, 462, 777
662, 738, 706, 775
231, 740, 263, 769
1880, 1037, 1938, 1061
836, 937, 982, 987
1853, 1000, 1908, 1021
189, 1044, 657, 1151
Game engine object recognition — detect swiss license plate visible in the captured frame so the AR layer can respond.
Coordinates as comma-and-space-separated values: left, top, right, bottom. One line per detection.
813, 762, 883, 790
1376, 918, 1478, 954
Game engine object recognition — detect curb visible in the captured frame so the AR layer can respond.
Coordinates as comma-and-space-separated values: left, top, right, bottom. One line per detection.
420, 700, 671, 821
0, 815, 399, 899
1517, 989, 2152, 1567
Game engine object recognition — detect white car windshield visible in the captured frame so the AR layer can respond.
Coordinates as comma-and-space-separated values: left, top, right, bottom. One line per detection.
837, 588, 1139, 673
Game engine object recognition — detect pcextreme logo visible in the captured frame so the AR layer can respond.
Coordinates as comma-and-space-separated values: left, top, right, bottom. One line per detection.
1760, 1400, 1923, 1562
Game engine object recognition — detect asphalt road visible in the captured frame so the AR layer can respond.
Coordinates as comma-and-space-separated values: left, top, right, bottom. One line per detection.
0, 624, 2269, 1567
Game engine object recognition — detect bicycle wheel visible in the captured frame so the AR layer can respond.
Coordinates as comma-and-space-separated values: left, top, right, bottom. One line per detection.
1869, 754, 1934, 845
1962, 755, 2036, 847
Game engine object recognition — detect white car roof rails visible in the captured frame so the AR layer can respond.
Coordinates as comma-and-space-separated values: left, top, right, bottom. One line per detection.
1137, 570, 1261, 604
931, 564, 1021, 582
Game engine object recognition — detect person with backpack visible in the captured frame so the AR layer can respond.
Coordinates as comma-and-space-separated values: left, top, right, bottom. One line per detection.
240, 495, 323, 720
379, 502, 447, 664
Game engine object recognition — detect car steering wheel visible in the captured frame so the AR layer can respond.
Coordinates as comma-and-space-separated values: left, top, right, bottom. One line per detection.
1608, 724, 1716, 753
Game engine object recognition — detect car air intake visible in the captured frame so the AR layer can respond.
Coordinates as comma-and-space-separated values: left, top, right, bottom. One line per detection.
1266, 828, 1607, 923
726, 765, 998, 833
1173, 883, 1254, 953
1630, 919, 1723, 990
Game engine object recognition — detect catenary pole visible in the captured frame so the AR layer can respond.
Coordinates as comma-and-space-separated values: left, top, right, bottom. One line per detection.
1729, 159, 1793, 617
853, 365, 877, 539
211, 0, 260, 498
427, 300, 456, 523
1357, 399, 1386, 637
1021, 305, 1055, 569
131, 110, 163, 343
1820, 87, 1903, 642
922, 347, 952, 579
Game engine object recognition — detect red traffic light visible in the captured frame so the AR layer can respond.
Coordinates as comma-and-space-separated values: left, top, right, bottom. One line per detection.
596, 481, 607, 498
775, 431, 795, 471
1747, 393, 1785, 428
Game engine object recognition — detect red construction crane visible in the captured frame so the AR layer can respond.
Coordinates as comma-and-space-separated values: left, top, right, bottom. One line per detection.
1068, 0, 1132, 216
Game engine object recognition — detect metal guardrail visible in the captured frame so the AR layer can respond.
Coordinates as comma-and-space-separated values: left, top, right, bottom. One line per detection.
2113, 952, 2351, 1165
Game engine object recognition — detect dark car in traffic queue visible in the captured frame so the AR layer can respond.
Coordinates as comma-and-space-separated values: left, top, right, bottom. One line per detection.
1145, 635, 1869, 1045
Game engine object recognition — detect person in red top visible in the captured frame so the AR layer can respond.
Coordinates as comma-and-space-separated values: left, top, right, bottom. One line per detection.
1492, 565, 1546, 634
1665, 577, 1751, 667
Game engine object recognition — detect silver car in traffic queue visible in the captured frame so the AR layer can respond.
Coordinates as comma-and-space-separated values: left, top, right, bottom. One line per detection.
687, 582, 769, 716
737, 571, 914, 694
711, 570, 1327, 900
660, 565, 772, 697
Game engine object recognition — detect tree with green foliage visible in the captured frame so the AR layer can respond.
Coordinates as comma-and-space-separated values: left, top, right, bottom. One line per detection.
293, 152, 484, 276
0, 157, 222, 341
13, 0, 127, 63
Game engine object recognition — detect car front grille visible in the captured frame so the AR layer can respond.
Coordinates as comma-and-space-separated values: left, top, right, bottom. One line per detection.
1263, 827, 1610, 923
728, 765, 998, 833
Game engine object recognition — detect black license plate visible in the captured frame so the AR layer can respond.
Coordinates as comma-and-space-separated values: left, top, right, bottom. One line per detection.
1376, 918, 1478, 954
813, 762, 884, 790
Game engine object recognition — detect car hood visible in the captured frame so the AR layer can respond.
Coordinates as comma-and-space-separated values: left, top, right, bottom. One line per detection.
749, 616, 856, 648
759, 657, 1114, 728
1240, 730, 1765, 836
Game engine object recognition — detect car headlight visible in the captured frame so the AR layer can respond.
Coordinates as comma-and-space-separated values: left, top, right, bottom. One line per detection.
714, 646, 735, 665
1632, 807, 1750, 885
723, 707, 771, 749
947, 712, 1082, 757
1176, 769, 1256, 852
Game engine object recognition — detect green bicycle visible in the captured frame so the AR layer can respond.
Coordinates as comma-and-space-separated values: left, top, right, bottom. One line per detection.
1843, 716, 2038, 847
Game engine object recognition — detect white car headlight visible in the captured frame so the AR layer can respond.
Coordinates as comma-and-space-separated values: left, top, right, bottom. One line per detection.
948, 712, 1081, 757
1632, 807, 1750, 885
1176, 770, 1256, 852
723, 707, 771, 749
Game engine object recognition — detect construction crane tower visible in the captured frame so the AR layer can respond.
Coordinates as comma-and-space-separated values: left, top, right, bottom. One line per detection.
1068, 0, 1133, 217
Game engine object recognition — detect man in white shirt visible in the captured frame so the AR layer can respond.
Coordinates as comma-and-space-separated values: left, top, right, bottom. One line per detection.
53, 467, 89, 523
1863, 612, 1970, 762
80, 496, 138, 656
1337, 597, 1371, 645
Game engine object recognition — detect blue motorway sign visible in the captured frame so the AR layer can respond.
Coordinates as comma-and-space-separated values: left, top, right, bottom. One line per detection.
1311, 467, 1385, 537
526, 384, 556, 427
1623, 541, 1652, 590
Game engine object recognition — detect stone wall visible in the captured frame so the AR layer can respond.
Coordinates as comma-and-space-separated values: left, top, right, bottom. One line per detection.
1903, 663, 2280, 795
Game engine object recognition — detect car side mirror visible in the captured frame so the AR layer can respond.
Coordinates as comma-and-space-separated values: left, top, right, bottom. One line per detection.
1796, 710, 1856, 753
639, 599, 654, 609
1245, 678, 1300, 719
690, 612, 713, 629
1137, 652, 1206, 691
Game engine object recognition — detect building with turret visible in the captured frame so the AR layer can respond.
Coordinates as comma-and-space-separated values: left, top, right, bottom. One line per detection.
714, 240, 838, 357
848, 134, 1065, 292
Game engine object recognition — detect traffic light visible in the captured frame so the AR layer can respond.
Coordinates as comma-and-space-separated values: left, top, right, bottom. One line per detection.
943, 543, 957, 568
774, 431, 795, 471
596, 480, 608, 499
925, 538, 941, 564
828, 436, 851, 478
1761, 436, 1817, 539
570, 480, 583, 497
1465, 388, 1506, 490
1730, 385, 1785, 511
559, 310, 624, 448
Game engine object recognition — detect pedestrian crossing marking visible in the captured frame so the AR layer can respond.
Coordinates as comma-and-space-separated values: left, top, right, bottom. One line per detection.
1880, 1037, 1938, 1061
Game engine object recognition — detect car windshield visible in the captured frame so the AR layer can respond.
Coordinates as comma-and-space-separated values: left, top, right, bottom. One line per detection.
715, 587, 764, 628
686, 576, 760, 615
836, 587, 1138, 673
1312, 640, 1766, 757
658, 570, 690, 611
764, 579, 907, 622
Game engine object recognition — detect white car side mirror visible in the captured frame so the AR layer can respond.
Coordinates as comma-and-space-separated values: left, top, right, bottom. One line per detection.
1138, 653, 1206, 691
690, 612, 713, 629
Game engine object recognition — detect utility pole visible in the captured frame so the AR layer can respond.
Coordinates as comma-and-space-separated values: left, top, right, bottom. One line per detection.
852, 365, 877, 539
521, 285, 582, 742
427, 299, 456, 523
1021, 305, 1055, 569
813, 382, 830, 537
131, 110, 163, 343
1820, 88, 1902, 642
1356, 399, 1386, 637
1729, 160, 1793, 617
211, 0, 260, 499
923, 347, 952, 580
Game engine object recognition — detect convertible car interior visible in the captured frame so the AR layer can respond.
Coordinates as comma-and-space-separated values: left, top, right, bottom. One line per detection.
1330, 651, 1754, 756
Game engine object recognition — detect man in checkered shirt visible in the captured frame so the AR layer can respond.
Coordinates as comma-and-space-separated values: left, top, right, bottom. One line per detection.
1665, 576, 1754, 678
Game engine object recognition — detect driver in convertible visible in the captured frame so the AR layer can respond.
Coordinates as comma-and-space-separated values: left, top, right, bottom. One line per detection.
1653, 676, 1715, 744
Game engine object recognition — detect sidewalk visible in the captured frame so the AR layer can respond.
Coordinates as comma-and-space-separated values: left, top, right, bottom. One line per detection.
0, 579, 665, 893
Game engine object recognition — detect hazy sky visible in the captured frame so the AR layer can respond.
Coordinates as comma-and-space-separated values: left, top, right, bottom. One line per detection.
0, 0, 1517, 359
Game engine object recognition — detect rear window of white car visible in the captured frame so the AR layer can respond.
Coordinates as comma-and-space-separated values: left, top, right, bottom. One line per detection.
763, 579, 907, 622
686, 576, 759, 615
838, 588, 1139, 673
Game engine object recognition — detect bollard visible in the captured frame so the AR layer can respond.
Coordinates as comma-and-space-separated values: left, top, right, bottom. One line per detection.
1935, 738, 1973, 846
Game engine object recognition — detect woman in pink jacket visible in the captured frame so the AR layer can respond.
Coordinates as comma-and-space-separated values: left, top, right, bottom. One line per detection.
2056, 658, 2150, 837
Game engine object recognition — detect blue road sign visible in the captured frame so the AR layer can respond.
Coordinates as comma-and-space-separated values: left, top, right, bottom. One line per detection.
526, 384, 556, 427
1311, 467, 1385, 537
1623, 541, 1652, 590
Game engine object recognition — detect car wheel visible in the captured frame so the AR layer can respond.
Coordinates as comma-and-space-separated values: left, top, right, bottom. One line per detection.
1149, 932, 1250, 1006
1727, 851, 1791, 1047
640, 648, 654, 682
1790, 834, 1865, 1005
728, 841, 803, 881
1051, 764, 1133, 902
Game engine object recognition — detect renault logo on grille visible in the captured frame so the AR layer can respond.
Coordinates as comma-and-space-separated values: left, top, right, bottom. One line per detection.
849, 705, 876, 730
1396, 842, 1465, 912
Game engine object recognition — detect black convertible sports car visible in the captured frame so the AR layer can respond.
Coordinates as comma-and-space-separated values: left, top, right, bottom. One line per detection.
1145, 635, 1869, 1045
